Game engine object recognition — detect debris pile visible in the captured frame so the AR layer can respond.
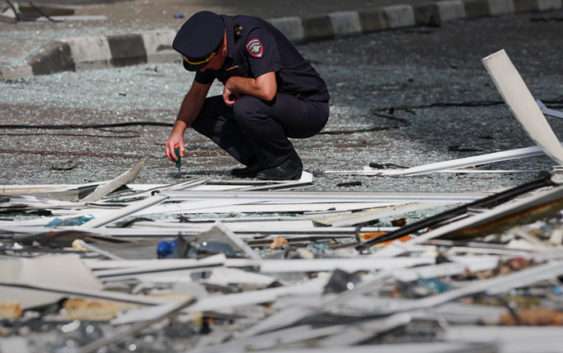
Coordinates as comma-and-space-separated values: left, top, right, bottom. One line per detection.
1, 51, 563, 353
1, 160, 563, 353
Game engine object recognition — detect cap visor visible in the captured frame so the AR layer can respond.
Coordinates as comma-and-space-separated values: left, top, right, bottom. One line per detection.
182, 60, 202, 72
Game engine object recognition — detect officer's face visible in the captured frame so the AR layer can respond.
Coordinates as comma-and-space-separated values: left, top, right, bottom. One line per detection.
200, 54, 222, 71
200, 33, 227, 72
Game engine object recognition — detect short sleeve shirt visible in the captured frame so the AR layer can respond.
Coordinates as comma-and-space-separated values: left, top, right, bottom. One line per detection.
191, 15, 329, 102
243, 28, 281, 78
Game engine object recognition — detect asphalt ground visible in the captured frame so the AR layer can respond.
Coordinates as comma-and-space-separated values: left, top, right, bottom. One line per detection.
2, 10, 563, 192
0, 0, 419, 67
21, 0, 422, 22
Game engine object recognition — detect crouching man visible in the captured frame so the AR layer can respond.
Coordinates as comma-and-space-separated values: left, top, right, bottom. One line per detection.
165, 11, 330, 180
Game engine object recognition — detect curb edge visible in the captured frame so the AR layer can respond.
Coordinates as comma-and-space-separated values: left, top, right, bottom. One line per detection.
1, 0, 561, 80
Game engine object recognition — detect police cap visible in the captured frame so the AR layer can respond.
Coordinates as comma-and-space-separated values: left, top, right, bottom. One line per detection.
173, 11, 225, 71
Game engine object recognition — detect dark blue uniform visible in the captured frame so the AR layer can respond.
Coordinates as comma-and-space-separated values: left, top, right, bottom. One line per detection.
178, 14, 329, 177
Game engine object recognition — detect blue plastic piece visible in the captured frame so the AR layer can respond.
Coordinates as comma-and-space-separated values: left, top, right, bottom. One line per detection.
157, 239, 177, 258
46, 214, 95, 228
419, 278, 450, 294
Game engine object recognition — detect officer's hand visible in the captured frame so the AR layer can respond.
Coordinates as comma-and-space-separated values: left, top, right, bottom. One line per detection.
223, 86, 237, 107
165, 130, 185, 162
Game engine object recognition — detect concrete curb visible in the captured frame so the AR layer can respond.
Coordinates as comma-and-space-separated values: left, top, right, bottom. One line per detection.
1, 0, 562, 80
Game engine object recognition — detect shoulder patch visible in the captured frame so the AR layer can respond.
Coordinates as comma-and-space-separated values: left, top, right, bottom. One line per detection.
246, 38, 264, 58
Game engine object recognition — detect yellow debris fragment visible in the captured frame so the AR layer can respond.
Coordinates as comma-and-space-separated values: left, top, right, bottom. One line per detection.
500, 307, 563, 326
63, 298, 135, 321
270, 236, 288, 249
0, 303, 22, 319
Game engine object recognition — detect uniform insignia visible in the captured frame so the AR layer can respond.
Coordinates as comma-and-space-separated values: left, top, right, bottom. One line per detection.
246, 38, 264, 58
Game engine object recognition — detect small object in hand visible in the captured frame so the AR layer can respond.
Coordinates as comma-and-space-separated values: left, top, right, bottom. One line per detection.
174, 146, 182, 177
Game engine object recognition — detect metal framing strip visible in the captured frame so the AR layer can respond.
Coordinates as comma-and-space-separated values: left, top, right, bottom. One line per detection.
160, 190, 488, 203
81, 160, 145, 202
356, 175, 554, 249
80, 194, 168, 229
537, 99, 563, 120
0, 281, 167, 306
372, 184, 563, 257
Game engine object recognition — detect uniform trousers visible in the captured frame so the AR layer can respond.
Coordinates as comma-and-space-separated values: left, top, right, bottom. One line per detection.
191, 93, 329, 169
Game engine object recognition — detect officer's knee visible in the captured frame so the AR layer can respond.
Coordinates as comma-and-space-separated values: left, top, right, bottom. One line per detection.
233, 96, 266, 124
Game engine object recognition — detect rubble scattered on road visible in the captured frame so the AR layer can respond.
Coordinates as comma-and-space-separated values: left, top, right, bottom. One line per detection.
0, 158, 562, 352
1, 49, 563, 352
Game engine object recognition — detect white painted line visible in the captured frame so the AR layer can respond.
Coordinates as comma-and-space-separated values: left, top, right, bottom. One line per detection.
383, 5, 416, 28
329, 11, 362, 36
269, 17, 305, 42
437, 0, 466, 22
538, 0, 563, 10
488, 0, 515, 15
141, 29, 176, 63
62, 35, 112, 70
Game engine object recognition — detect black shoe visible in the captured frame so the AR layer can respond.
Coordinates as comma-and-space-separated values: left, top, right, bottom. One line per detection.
256, 154, 303, 180
231, 164, 261, 178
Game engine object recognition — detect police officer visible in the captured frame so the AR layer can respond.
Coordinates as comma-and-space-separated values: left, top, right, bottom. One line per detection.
165, 11, 330, 180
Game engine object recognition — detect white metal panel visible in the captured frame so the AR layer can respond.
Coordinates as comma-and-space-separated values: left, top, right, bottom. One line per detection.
482, 49, 563, 165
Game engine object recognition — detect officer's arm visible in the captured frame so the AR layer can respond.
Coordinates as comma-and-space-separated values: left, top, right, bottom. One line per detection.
225, 72, 277, 102
177, 81, 211, 127
165, 81, 210, 161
